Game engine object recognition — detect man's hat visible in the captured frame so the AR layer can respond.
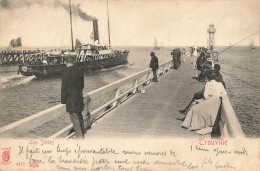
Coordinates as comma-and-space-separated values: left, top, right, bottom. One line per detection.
214, 64, 221, 71
65, 55, 75, 63
200, 52, 205, 57
151, 52, 155, 56
206, 70, 217, 80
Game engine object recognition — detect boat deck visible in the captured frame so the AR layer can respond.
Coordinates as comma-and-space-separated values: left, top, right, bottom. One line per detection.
86, 57, 210, 138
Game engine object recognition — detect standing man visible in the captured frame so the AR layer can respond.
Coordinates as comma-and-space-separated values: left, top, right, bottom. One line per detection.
190, 46, 194, 56
150, 52, 159, 82
196, 52, 205, 80
61, 56, 86, 139
171, 49, 179, 69
177, 48, 181, 66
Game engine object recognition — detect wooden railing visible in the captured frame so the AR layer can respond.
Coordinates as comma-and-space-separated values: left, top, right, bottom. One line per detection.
219, 96, 245, 138
49, 60, 173, 138
0, 59, 173, 138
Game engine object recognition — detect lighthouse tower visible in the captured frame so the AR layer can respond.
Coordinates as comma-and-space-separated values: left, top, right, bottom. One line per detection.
207, 24, 216, 51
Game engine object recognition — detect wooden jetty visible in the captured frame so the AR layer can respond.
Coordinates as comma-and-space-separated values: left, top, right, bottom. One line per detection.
0, 55, 245, 139
0, 49, 70, 64
85, 58, 205, 138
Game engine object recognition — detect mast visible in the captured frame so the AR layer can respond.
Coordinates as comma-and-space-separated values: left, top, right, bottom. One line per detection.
154, 37, 157, 47
107, 0, 111, 45
69, 0, 74, 51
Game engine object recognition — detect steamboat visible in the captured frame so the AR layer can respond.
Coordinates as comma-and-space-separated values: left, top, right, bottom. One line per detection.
18, 0, 129, 78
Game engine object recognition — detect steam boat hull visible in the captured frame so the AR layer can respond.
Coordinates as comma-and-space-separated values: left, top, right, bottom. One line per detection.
18, 52, 128, 78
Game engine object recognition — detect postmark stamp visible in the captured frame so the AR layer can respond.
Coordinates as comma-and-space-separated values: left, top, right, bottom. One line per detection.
1, 147, 11, 165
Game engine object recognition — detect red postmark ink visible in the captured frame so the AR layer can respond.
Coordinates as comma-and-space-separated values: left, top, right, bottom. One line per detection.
1, 147, 11, 165
29, 161, 39, 168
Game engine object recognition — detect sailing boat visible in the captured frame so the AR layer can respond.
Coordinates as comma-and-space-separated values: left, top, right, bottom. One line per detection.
249, 40, 255, 49
18, 0, 129, 78
154, 37, 161, 50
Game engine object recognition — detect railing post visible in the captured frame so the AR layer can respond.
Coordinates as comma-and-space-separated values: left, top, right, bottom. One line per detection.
157, 67, 160, 77
162, 64, 166, 75
146, 72, 151, 85
168, 61, 172, 70
112, 88, 121, 107
84, 97, 91, 130
132, 79, 138, 94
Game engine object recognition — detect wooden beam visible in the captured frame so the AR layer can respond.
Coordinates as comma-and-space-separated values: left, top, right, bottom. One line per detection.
0, 104, 66, 137
220, 96, 245, 138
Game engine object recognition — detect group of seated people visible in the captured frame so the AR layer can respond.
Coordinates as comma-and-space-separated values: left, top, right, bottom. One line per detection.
178, 64, 227, 134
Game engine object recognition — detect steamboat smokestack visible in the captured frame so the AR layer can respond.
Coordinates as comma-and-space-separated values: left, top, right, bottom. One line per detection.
93, 19, 99, 44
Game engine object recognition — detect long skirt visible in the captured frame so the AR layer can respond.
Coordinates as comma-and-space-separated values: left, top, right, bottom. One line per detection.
182, 98, 221, 130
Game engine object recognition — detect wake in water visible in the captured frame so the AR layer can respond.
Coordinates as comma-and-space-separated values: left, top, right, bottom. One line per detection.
127, 61, 134, 66
99, 64, 128, 72
0, 75, 24, 84
0, 75, 35, 89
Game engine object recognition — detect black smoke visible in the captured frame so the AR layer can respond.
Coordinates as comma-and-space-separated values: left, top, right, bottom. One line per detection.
0, 0, 96, 21
0, 0, 11, 8
54, 0, 96, 21
0, 0, 41, 9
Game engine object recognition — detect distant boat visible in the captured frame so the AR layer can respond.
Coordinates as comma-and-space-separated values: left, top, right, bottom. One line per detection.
249, 40, 255, 49
154, 37, 161, 50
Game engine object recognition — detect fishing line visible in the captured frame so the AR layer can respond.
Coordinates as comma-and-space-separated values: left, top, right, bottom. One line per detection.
230, 64, 260, 74
217, 30, 260, 57
221, 70, 259, 89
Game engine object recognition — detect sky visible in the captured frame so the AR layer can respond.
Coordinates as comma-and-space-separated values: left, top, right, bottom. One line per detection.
0, 0, 259, 48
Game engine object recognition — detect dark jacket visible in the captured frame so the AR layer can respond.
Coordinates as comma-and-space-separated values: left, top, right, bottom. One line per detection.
150, 56, 158, 71
201, 60, 212, 75
177, 50, 181, 59
196, 56, 203, 70
61, 65, 84, 113
215, 71, 226, 89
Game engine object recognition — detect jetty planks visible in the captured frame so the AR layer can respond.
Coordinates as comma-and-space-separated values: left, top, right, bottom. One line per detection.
86, 56, 210, 138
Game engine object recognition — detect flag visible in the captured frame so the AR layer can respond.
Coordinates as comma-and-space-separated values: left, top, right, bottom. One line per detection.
75, 38, 82, 49
9, 39, 14, 48
9, 37, 22, 48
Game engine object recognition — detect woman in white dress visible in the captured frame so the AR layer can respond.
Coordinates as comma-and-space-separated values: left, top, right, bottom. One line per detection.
182, 72, 227, 131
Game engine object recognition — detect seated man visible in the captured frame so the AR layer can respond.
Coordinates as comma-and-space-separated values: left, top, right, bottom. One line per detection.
199, 58, 212, 82
196, 52, 204, 71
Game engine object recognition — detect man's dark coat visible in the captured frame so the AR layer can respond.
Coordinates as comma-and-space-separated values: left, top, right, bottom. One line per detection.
61, 66, 84, 114
150, 56, 158, 71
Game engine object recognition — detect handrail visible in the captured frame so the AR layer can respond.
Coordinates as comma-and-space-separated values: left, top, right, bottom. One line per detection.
50, 59, 173, 138
219, 96, 245, 138
0, 104, 66, 137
